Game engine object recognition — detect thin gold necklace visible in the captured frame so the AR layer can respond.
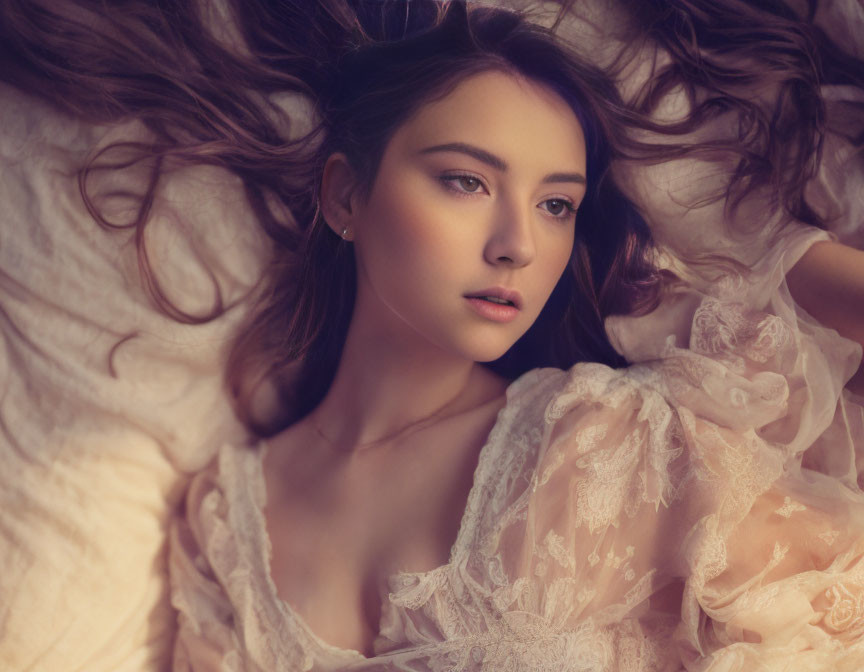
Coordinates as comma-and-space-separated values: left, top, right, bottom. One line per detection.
309, 399, 462, 450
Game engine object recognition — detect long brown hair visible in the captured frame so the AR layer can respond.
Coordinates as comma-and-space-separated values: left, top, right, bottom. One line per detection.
2, 0, 859, 435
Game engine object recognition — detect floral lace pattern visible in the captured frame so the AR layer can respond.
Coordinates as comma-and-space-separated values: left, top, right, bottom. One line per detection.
168, 221, 864, 672
823, 582, 864, 637
170, 344, 864, 671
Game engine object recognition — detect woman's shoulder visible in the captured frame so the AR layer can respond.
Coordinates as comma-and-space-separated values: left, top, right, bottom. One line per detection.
168, 440, 274, 670
498, 362, 683, 501
170, 439, 270, 611
179, 439, 266, 530
521, 358, 785, 506
534, 362, 684, 467
511, 361, 671, 427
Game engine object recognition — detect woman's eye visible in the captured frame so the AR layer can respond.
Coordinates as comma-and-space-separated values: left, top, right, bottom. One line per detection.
542, 198, 578, 220
440, 174, 577, 221
440, 174, 485, 194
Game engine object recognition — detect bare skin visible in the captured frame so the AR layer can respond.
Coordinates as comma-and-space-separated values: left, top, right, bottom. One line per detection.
786, 240, 864, 395
263, 370, 508, 657
262, 69, 587, 657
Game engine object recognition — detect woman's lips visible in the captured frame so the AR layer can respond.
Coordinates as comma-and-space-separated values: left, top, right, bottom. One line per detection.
465, 297, 520, 322
464, 286, 523, 310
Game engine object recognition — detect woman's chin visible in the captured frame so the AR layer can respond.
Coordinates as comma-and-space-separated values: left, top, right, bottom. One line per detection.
458, 340, 520, 364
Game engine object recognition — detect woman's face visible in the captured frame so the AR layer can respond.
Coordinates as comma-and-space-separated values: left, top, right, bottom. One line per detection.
324, 69, 587, 362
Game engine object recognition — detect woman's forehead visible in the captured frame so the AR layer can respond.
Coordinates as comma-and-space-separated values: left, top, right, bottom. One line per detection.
389, 70, 587, 175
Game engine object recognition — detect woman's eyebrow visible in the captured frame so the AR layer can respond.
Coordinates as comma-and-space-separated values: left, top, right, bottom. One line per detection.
418, 141, 586, 185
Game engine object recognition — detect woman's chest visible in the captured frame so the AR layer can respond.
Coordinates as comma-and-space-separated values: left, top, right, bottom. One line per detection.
261, 415, 497, 656
263, 485, 455, 655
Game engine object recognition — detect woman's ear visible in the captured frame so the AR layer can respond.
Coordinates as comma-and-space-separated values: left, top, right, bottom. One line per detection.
320, 152, 360, 240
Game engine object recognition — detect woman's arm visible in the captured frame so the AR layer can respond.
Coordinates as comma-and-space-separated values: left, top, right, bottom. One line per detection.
786, 240, 864, 395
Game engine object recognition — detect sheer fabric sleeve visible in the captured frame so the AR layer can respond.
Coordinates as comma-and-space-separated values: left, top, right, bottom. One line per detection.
605, 236, 864, 491
492, 361, 864, 670
168, 462, 243, 672
606, 47, 864, 489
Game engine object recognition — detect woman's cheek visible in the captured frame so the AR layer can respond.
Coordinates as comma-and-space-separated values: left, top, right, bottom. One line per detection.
358, 205, 443, 307
376, 192, 466, 275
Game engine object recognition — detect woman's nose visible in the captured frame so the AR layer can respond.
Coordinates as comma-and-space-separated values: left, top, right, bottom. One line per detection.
484, 200, 536, 267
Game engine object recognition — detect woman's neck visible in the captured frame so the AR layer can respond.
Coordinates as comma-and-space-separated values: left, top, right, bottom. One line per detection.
309, 306, 506, 453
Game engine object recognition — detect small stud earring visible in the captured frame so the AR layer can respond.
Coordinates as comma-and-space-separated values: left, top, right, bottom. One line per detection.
341, 226, 349, 240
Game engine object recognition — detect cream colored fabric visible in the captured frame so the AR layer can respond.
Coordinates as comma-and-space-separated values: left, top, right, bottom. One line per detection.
170, 299, 864, 670
0, 82, 265, 671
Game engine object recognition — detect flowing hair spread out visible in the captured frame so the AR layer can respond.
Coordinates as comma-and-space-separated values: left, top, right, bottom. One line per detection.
1, 0, 861, 434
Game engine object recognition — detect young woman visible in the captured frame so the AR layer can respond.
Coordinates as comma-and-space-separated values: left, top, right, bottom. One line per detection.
2, 0, 863, 670
162, 1, 864, 670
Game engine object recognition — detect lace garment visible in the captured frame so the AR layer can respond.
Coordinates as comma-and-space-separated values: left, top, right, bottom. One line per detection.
169, 290, 864, 671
